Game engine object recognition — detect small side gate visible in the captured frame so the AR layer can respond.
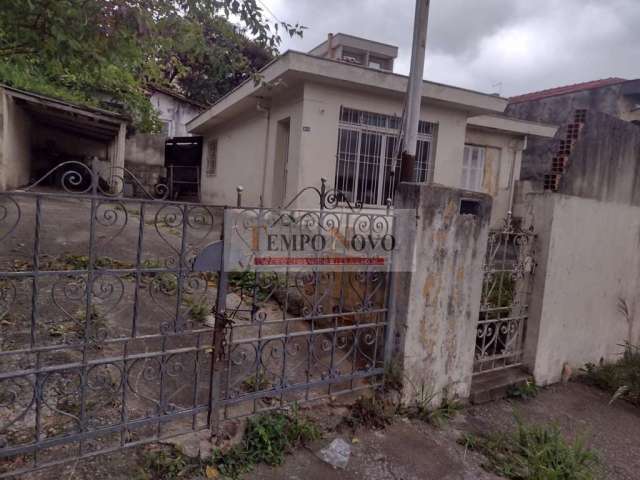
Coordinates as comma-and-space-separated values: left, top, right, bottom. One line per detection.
0, 163, 393, 477
474, 216, 536, 374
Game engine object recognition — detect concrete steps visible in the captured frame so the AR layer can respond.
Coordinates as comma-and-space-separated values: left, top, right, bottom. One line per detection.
470, 367, 530, 404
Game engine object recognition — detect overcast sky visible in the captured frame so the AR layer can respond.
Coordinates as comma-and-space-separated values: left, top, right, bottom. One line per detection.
264, 0, 639, 97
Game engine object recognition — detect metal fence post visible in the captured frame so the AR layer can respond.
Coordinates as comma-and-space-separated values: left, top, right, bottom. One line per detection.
209, 208, 228, 434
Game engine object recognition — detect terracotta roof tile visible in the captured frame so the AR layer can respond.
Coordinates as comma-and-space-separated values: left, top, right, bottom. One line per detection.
509, 78, 628, 104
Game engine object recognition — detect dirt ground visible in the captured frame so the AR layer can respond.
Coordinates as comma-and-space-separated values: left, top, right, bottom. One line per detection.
251, 382, 640, 480
17, 381, 640, 480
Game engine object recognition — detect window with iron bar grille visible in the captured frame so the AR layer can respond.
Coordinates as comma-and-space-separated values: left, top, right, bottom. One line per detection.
335, 106, 436, 205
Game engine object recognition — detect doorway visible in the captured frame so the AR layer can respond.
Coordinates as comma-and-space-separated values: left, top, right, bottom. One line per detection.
165, 136, 203, 201
273, 118, 290, 206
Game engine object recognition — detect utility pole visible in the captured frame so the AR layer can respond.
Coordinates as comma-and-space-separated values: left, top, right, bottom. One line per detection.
400, 0, 430, 182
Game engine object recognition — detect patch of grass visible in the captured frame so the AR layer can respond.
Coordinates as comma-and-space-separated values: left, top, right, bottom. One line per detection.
137, 446, 203, 480
228, 272, 281, 301
212, 407, 320, 479
405, 384, 462, 428
242, 368, 271, 393
582, 342, 640, 406
507, 378, 539, 401
184, 296, 210, 322
411, 396, 463, 428
460, 420, 599, 480
344, 394, 395, 430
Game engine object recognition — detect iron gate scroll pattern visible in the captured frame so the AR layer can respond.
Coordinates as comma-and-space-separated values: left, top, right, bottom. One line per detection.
0, 162, 221, 477
216, 184, 394, 420
474, 217, 536, 374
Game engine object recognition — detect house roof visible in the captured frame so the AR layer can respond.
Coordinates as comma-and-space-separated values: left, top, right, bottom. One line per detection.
1, 84, 127, 141
187, 50, 511, 133
509, 78, 628, 104
148, 84, 206, 109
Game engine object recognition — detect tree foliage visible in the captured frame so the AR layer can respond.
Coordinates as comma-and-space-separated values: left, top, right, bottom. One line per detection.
0, 0, 303, 131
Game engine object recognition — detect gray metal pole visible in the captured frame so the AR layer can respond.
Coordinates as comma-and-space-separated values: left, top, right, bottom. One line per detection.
400, 0, 430, 182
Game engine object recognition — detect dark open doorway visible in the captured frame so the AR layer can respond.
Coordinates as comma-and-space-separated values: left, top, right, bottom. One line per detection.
165, 136, 203, 201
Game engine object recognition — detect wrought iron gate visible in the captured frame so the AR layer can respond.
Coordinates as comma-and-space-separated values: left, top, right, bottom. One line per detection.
214, 184, 393, 421
474, 216, 536, 374
0, 164, 393, 477
0, 162, 220, 477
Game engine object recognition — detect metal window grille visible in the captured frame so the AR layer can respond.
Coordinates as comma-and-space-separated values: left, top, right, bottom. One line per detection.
336, 107, 436, 205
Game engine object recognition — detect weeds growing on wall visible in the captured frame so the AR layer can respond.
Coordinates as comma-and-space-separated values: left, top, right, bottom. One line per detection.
344, 395, 396, 430
582, 342, 640, 406
459, 420, 599, 480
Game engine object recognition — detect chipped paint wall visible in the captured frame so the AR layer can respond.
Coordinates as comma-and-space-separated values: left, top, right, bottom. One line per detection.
522, 192, 640, 386
391, 183, 492, 405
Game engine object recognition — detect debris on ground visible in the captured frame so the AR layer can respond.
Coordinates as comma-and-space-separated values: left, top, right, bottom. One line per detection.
315, 438, 351, 469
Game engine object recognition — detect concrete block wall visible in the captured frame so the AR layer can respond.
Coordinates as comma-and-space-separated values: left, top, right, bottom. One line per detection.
390, 183, 492, 405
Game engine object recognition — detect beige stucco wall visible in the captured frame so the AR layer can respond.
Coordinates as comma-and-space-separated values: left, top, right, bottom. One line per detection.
1, 90, 32, 190
199, 88, 303, 207
198, 80, 527, 213
524, 193, 640, 385
298, 81, 469, 204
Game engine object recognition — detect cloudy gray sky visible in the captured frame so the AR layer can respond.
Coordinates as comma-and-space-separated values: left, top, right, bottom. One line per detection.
264, 0, 639, 97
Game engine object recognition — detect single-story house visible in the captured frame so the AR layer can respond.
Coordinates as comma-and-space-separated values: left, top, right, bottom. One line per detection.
187, 33, 556, 227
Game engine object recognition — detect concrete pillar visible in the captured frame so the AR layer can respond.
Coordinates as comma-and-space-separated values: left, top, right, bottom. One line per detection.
390, 183, 492, 406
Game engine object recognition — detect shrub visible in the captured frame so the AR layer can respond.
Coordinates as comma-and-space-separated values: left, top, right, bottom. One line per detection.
461, 420, 599, 480
582, 342, 640, 406
212, 407, 320, 479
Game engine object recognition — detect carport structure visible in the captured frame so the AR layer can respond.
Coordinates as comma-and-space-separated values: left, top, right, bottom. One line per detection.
0, 84, 128, 191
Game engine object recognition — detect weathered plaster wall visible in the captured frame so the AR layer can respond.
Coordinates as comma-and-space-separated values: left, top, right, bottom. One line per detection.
1, 91, 32, 190
559, 111, 640, 205
391, 183, 492, 404
507, 84, 627, 125
506, 84, 637, 184
523, 193, 640, 385
125, 134, 166, 168
150, 91, 202, 138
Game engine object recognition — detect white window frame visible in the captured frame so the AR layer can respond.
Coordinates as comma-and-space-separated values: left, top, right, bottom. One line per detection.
461, 144, 486, 192
206, 139, 218, 176
335, 107, 436, 206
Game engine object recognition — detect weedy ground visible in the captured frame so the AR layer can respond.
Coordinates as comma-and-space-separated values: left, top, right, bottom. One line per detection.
582, 342, 640, 406
137, 406, 320, 480
459, 419, 600, 480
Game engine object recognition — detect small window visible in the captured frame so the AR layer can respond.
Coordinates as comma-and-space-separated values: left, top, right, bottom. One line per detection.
160, 120, 171, 136
206, 139, 218, 176
461, 145, 485, 191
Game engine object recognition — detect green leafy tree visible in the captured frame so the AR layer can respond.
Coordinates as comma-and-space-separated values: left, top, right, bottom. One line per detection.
0, 0, 303, 131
